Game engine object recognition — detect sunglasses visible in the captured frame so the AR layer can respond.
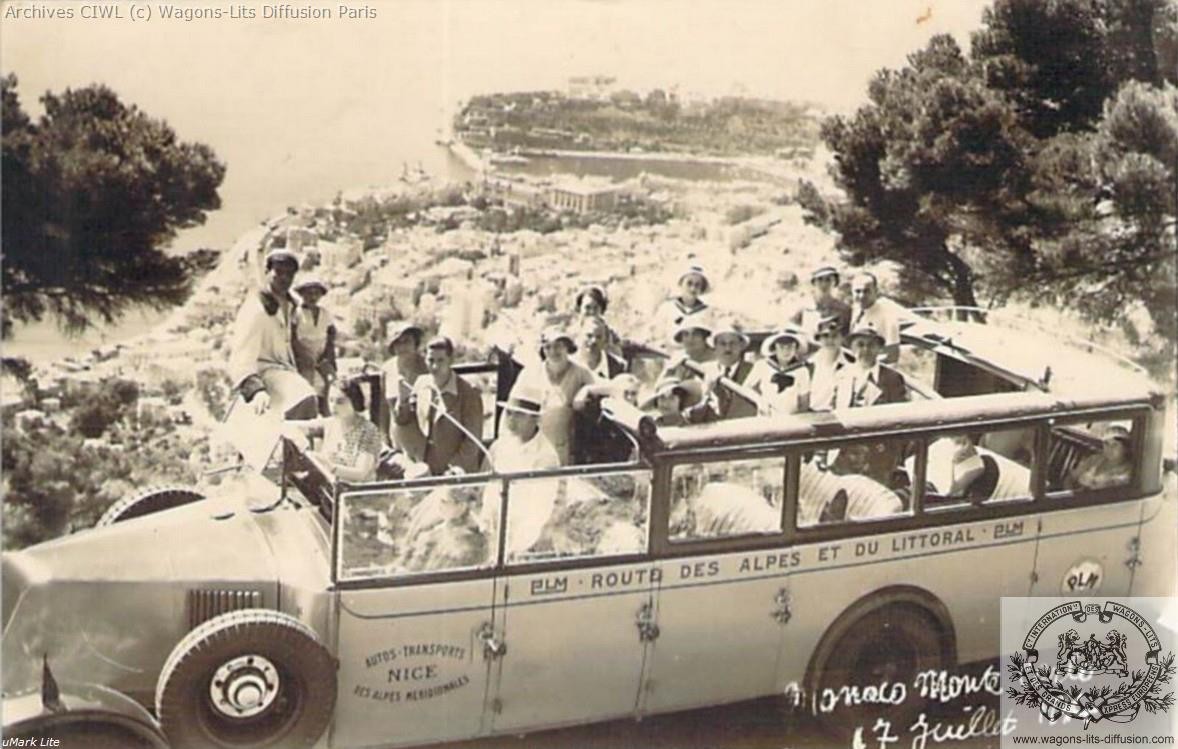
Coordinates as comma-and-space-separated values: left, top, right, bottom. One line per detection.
815, 331, 839, 340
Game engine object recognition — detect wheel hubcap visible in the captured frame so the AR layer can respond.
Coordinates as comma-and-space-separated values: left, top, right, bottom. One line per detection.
210, 655, 280, 718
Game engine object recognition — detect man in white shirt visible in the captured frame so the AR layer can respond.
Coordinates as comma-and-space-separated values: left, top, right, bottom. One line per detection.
849, 272, 905, 363
479, 384, 561, 555
576, 315, 625, 381
228, 248, 316, 418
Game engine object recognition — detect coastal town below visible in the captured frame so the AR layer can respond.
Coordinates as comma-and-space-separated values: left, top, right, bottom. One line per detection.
2, 87, 1167, 550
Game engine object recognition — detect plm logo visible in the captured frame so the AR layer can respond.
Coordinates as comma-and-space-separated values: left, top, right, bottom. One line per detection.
1006, 600, 1175, 729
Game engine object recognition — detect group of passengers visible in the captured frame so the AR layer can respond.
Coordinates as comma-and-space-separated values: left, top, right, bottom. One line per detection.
650, 264, 908, 432
230, 248, 1132, 496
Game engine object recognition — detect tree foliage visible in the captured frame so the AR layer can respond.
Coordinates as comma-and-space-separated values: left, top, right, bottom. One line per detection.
2, 415, 198, 548
799, 0, 1177, 354
1, 75, 226, 337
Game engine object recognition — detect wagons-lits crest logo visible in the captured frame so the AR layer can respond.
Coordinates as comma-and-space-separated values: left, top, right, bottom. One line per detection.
1007, 601, 1175, 729
1055, 629, 1129, 678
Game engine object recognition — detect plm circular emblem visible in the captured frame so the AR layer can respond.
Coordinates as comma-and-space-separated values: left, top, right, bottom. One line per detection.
1007, 600, 1175, 728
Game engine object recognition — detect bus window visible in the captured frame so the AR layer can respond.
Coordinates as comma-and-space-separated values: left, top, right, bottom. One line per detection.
917, 428, 1034, 511
337, 480, 502, 582
1046, 419, 1136, 494
798, 438, 914, 527
669, 456, 785, 541
502, 470, 651, 564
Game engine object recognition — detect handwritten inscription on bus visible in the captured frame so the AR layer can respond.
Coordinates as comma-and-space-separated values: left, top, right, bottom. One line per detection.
524, 520, 1027, 597
354, 643, 470, 704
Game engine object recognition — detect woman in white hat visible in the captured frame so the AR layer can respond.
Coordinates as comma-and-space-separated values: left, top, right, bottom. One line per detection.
381, 322, 428, 449
748, 328, 812, 416
808, 315, 853, 411
292, 276, 336, 415
641, 376, 701, 428
654, 264, 711, 340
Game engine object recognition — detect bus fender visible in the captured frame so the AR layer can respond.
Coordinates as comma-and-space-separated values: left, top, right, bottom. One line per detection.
803, 584, 957, 707
3, 680, 167, 748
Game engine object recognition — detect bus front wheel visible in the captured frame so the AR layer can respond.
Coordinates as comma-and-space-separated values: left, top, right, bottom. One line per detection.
155, 609, 336, 749
810, 603, 947, 738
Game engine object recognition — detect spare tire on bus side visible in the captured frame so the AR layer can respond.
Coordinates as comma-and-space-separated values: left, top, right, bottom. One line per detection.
96, 485, 206, 527
807, 601, 951, 738
155, 609, 337, 749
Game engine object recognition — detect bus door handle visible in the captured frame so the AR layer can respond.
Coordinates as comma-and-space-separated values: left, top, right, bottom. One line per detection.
478, 622, 507, 660
771, 588, 793, 626
635, 602, 660, 643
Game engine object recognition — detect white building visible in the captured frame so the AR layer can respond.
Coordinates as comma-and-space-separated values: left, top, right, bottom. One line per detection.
568, 75, 617, 101
546, 178, 620, 214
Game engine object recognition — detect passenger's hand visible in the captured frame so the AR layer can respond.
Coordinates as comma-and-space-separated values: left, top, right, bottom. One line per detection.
446, 466, 466, 477
251, 391, 271, 416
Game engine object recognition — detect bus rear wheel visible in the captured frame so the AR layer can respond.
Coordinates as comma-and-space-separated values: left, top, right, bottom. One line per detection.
811, 603, 948, 738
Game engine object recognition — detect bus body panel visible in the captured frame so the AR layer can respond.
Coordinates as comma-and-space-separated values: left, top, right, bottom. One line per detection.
1133, 481, 1178, 596
1029, 500, 1143, 598
487, 564, 654, 733
331, 581, 497, 749
643, 550, 790, 713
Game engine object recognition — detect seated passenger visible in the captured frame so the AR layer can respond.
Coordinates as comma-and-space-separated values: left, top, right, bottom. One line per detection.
748, 328, 812, 416
690, 480, 781, 537
664, 319, 717, 380
798, 461, 903, 526
484, 385, 561, 474
1066, 426, 1132, 491
911, 436, 1030, 503
284, 380, 382, 483
654, 264, 711, 339
393, 336, 485, 476
572, 373, 642, 465
849, 272, 905, 363
514, 327, 596, 465
809, 315, 851, 410
922, 436, 987, 498
790, 265, 852, 339
478, 385, 561, 554
576, 314, 626, 381
829, 326, 907, 409
685, 321, 757, 423
641, 376, 700, 428
574, 283, 609, 319
381, 322, 428, 449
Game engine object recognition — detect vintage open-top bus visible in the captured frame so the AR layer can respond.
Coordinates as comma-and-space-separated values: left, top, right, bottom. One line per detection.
3, 311, 1175, 748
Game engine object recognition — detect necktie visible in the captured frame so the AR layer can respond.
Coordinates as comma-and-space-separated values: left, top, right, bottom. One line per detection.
771, 372, 795, 393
